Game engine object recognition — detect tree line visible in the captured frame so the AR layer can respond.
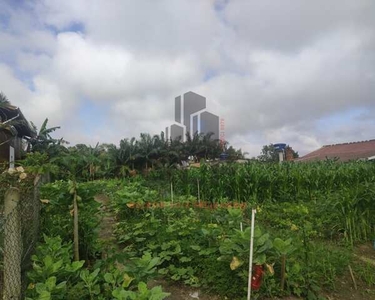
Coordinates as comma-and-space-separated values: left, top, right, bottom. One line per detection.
21, 117, 247, 180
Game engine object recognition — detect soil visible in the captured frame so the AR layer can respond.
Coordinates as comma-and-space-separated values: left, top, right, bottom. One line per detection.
149, 279, 221, 300
94, 194, 118, 256
355, 243, 375, 267
322, 242, 375, 300
322, 273, 374, 300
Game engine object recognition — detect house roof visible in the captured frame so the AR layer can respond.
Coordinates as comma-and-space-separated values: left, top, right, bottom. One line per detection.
296, 140, 375, 162
0, 104, 36, 138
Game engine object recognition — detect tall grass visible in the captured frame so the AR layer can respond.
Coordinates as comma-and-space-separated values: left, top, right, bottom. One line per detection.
150, 161, 375, 243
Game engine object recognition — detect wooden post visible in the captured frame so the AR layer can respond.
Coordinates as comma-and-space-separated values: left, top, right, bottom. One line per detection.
280, 255, 286, 290
170, 182, 174, 204
197, 179, 200, 204
73, 184, 80, 261
33, 175, 41, 244
348, 265, 357, 290
3, 187, 22, 300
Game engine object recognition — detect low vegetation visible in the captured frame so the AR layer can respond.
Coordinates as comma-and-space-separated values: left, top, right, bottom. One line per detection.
19, 160, 375, 300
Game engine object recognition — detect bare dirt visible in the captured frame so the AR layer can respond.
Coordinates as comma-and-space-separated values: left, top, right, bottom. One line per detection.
322, 242, 375, 300
149, 279, 221, 300
355, 243, 375, 267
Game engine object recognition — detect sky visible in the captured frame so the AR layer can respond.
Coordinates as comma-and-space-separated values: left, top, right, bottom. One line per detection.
0, 0, 374, 157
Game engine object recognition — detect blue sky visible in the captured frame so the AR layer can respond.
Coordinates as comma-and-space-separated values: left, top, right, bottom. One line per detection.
0, 0, 374, 157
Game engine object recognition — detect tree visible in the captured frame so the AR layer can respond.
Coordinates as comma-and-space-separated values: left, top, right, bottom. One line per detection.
116, 137, 138, 172
225, 146, 247, 161
257, 144, 298, 162
258, 144, 279, 162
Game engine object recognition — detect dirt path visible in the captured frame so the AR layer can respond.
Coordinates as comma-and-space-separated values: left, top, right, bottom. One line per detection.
95, 194, 118, 257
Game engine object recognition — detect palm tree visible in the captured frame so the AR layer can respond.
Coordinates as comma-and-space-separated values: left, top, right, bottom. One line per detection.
168, 135, 185, 165
136, 133, 156, 170
185, 132, 201, 161
151, 132, 170, 167
97, 143, 118, 178
118, 137, 138, 170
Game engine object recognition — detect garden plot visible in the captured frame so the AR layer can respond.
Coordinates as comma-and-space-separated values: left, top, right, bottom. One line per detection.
22, 160, 375, 299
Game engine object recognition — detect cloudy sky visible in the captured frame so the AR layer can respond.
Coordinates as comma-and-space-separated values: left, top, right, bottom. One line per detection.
1, 0, 374, 157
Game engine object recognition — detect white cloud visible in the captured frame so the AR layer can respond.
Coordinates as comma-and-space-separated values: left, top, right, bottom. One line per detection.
0, 0, 375, 156
51, 32, 203, 101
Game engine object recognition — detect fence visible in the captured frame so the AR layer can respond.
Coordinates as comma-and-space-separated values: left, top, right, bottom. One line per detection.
0, 175, 41, 299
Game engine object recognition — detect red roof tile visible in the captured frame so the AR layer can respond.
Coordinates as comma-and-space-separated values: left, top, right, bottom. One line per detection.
297, 140, 375, 162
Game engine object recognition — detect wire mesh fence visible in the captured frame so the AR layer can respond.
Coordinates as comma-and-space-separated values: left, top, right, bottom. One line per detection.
0, 177, 41, 299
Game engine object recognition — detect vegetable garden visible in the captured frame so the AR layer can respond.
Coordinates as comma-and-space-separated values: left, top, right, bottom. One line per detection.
18, 160, 375, 299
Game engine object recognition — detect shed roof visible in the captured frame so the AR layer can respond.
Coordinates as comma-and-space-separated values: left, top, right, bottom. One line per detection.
297, 140, 375, 162
0, 104, 36, 138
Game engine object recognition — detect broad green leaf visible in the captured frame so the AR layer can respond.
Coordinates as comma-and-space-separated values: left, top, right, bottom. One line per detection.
104, 273, 114, 284
45, 277, 56, 291
138, 282, 148, 294
122, 273, 134, 288
39, 290, 51, 300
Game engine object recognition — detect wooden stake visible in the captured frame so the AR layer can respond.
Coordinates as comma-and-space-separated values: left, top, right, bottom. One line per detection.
171, 182, 174, 204
280, 255, 286, 290
348, 265, 357, 290
73, 183, 80, 261
197, 179, 200, 204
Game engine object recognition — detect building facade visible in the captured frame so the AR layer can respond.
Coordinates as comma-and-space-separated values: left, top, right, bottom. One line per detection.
166, 91, 219, 141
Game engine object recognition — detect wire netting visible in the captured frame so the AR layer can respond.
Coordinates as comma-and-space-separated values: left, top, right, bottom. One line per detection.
0, 178, 41, 299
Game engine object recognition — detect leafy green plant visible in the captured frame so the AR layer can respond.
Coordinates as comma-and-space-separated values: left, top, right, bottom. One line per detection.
80, 268, 101, 299
27, 235, 84, 284
122, 252, 161, 284
112, 282, 170, 300
26, 236, 84, 299
219, 226, 273, 266
25, 276, 67, 300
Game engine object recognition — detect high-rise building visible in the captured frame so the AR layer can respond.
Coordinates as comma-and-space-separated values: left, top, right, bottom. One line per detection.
166, 91, 219, 141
